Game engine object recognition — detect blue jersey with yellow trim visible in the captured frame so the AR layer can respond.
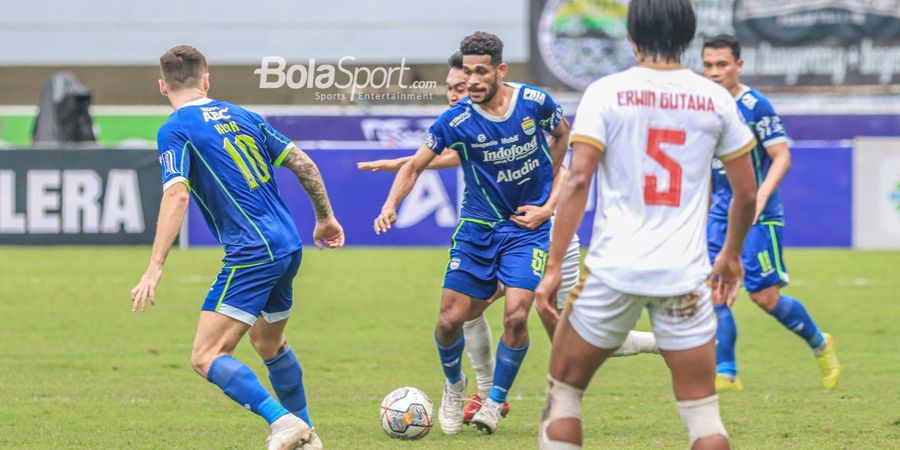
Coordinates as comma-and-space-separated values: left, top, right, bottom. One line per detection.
710, 85, 787, 223
425, 82, 563, 224
156, 98, 301, 265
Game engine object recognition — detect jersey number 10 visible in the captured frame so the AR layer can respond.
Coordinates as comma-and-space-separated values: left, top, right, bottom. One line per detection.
223, 135, 271, 190
644, 128, 684, 207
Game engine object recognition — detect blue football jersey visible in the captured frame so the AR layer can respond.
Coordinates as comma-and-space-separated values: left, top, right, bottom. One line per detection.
425, 82, 563, 224
710, 85, 787, 223
156, 98, 301, 265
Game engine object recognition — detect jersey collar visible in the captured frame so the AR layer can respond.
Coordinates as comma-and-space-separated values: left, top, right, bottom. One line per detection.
179, 97, 213, 109
471, 82, 521, 123
733, 84, 751, 101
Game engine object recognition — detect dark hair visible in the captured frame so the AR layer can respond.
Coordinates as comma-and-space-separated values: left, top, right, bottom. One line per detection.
627, 0, 696, 61
460, 31, 503, 65
703, 34, 741, 60
448, 51, 463, 70
159, 45, 208, 91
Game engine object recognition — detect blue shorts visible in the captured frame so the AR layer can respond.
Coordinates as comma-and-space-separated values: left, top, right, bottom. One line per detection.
443, 219, 550, 300
707, 218, 789, 293
202, 250, 302, 326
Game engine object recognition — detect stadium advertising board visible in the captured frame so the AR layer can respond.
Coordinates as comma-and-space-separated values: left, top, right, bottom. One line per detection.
0, 149, 161, 244
529, 0, 900, 89
853, 138, 900, 249
187, 147, 853, 248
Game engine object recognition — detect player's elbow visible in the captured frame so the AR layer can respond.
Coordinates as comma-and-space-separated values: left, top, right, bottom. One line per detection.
732, 186, 756, 211
566, 169, 591, 192
165, 184, 190, 206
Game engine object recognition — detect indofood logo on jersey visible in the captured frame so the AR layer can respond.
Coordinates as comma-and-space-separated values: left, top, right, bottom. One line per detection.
536, 0, 633, 90
482, 136, 539, 164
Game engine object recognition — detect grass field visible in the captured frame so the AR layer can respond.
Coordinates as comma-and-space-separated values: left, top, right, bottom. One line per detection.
0, 247, 898, 449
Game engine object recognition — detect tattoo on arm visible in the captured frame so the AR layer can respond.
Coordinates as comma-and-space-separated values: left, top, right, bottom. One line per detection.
282, 146, 333, 219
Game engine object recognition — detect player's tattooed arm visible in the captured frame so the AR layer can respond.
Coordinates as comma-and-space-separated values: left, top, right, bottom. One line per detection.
282, 145, 334, 219
283, 145, 345, 249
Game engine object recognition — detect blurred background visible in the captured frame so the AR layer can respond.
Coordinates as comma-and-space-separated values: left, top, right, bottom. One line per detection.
1, 0, 898, 249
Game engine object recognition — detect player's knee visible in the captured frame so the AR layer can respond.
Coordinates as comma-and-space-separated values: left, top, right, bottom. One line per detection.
190, 350, 215, 378
503, 307, 529, 334
249, 334, 283, 360
676, 395, 728, 447
436, 313, 464, 336
749, 288, 779, 312
540, 375, 584, 449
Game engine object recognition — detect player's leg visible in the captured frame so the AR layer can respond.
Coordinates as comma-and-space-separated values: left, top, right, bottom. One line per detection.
438, 221, 498, 434
472, 229, 545, 433
708, 217, 741, 389
539, 272, 643, 448
193, 313, 299, 429
198, 258, 311, 449
649, 285, 728, 449
435, 287, 491, 434
462, 283, 503, 423
746, 224, 839, 389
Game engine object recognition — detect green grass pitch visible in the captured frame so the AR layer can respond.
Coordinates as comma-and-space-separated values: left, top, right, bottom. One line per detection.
0, 247, 897, 449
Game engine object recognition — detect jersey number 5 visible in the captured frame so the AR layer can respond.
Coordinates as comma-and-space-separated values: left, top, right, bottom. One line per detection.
644, 128, 685, 207
223, 135, 271, 190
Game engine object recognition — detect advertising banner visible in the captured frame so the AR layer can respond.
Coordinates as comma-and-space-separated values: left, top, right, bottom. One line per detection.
529, 0, 900, 89
187, 147, 853, 248
0, 149, 161, 244
852, 138, 900, 249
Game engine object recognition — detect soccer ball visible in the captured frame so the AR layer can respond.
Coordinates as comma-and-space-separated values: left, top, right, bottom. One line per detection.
380, 387, 434, 440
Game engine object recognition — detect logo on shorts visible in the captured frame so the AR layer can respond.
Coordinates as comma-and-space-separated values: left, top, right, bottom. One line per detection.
521, 116, 536, 136
449, 257, 461, 270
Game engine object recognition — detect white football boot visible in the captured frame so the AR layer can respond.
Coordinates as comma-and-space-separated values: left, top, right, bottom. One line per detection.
266, 414, 311, 450
471, 398, 503, 434
438, 375, 468, 435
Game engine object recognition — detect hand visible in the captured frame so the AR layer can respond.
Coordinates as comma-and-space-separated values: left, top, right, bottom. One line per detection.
357, 159, 402, 173
374, 207, 397, 235
130, 264, 162, 312
509, 205, 552, 230
313, 216, 345, 249
534, 266, 562, 336
710, 249, 743, 307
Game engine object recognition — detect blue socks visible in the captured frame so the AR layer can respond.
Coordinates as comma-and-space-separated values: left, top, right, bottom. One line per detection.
264, 345, 311, 427
771, 295, 826, 349
207, 355, 289, 425
489, 338, 529, 404
714, 304, 738, 376
436, 333, 466, 384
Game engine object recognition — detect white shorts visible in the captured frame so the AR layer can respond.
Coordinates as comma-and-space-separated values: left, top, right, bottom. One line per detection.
567, 272, 715, 351
556, 233, 581, 310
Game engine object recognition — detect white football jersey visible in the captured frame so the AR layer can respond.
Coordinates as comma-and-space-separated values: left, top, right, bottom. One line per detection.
571, 66, 755, 296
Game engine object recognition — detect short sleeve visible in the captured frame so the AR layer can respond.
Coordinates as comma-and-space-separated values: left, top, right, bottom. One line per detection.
534, 88, 564, 133
716, 97, 756, 162
752, 97, 787, 148
255, 115, 295, 167
157, 122, 190, 191
424, 113, 452, 155
569, 82, 607, 151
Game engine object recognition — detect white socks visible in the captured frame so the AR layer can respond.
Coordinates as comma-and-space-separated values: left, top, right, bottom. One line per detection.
462, 314, 494, 398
